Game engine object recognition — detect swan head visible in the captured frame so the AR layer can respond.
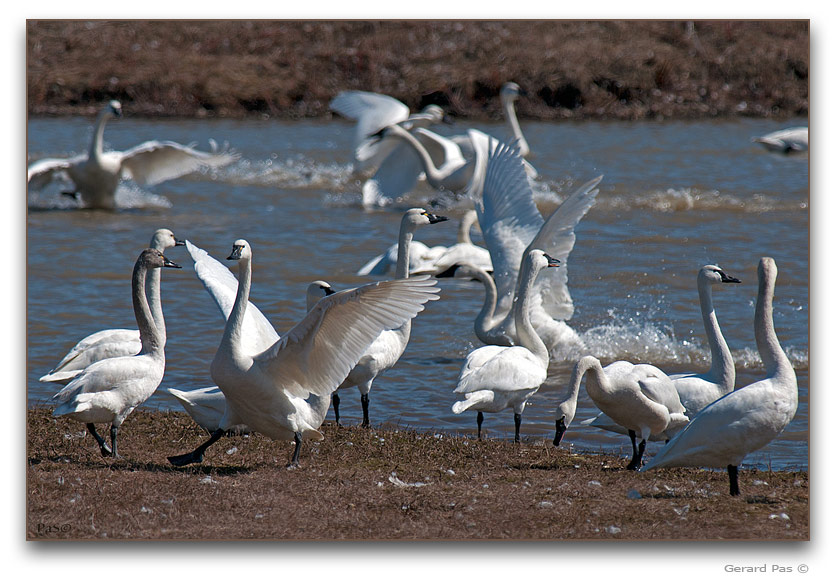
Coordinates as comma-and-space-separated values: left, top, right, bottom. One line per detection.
500, 82, 526, 102
419, 104, 448, 124
226, 239, 252, 262
306, 280, 336, 311
700, 264, 741, 286
139, 248, 181, 270
105, 100, 123, 119
758, 256, 777, 292
403, 208, 449, 228
528, 249, 560, 272
150, 228, 186, 251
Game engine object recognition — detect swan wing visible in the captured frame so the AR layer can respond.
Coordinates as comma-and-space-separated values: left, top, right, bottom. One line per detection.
253, 276, 439, 399
186, 240, 280, 355
27, 155, 83, 188
475, 139, 544, 308
119, 140, 237, 186
412, 128, 468, 173
527, 175, 602, 320
52, 354, 160, 402
362, 141, 425, 204
456, 345, 546, 394
330, 91, 410, 153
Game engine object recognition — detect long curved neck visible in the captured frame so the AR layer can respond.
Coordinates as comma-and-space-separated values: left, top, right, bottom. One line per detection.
221, 257, 253, 358
502, 96, 529, 157
514, 259, 549, 366
395, 220, 415, 280
132, 261, 162, 355
458, 211, 477, 245
390, 127, 445, 187
89, 110, 111, 161
146, 267, 166, 342
697, 279, 734, 389
754, 266, 790, 379
575, 356, 607, 399
470, 268, 500, 342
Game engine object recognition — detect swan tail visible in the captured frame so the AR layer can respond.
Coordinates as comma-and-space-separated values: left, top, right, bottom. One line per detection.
39, 369, 81, 384
452, 391, 495, 414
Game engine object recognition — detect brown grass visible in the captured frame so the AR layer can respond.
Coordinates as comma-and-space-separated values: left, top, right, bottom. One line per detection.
26, 20, 808, 120
27, 407, 808, 541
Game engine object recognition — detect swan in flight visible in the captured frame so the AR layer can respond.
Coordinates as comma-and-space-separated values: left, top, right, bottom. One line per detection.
752, 126, 808, 153
39, 228, 184, 385
358, 210, 491, 277
334, 208, 449, 427
52, 248, 182, 458
167, 239, 440, 467
474, 139, 601, 355
329, 90, 448, 175
27, 100, 238, 209
452, 249, 558, 442
554, 355, 689, 470
642, 257, 798, 496
159, 281, 337, 435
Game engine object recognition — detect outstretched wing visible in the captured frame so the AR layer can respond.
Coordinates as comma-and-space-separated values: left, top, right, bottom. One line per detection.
186, 240, 280, 356
120, 140, 237, 186
27, 155, 83, 189
330, 90, 410, 156
254, 276, 440, 399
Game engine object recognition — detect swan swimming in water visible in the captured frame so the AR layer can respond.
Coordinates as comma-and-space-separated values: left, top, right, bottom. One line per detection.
27, 100, 238, 209
167, 239, 440, 467
52, 248, 182, 458
752, 126, 808, 153
334, 208, 449, 427
159, 281, 337, 434
553, 355, 689, 470
452, 249, 558, 442
39, 228, 185, 385
473, 139, 601, 355
329, 90, 448, 176
642, 257, 798, 496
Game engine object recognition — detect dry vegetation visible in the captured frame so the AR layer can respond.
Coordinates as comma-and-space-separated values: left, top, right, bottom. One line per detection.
27, 408, 808, 541
26, 20, 808, 121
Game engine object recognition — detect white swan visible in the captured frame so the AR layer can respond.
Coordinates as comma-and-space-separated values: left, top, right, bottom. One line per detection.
27, 100, 238, 209
448, 264, 506, 346
334, 208, 449, 426
329, 90, 447, 175
167, 239, 440, 467
39, 228, 185, 385
474, 139, 601, 354
451, 249, 558, 442
499, 82, 530, 158
554, 355, 690, 470
52, 248, 182, 458
358, 210, 491, 277
642, 257, 798, 496
752, 126, 808, 153
158, 281, 336, 435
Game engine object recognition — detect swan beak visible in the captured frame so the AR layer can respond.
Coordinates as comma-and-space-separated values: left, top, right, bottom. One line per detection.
553, 417, 567, 446
324, 286, 336, 296
425, 212, 449, 224
227, 245, 244, 261
163, 257, 182, 269
543, 253, 561, 268
174, 238, 186, 247
720, 272, 741, 284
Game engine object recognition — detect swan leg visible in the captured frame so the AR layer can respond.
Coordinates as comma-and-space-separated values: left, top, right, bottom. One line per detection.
332, 392, 341, 425
288, 432, 302, 467
360, 393, 370, 428
626, 430, 643, 471
167, 428, 224, 467
476, 411, 484, 440
109, 425, 121, 459
513, 412, 522, 444
86, 423, 112, 457
727, 465, 741, 496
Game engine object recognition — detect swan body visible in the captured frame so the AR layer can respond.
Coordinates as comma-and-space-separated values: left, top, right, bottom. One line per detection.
27, 100, 238, 209
39, 228, 184, 384
357, 240, 445, 277
167, 238, 440, 467
334, 208, 449, 426
642, 257, 798, 496
451, 249, 558, 442
52, 248, 182, 458
554, 355, 689, 470
411, 209, 493, 276
329, 90, 447, 175
752, 127, 808, 153
473, 140, 601, 355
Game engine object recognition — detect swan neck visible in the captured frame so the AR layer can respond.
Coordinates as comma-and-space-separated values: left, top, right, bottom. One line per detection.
395, 221, 415, 280
754, 267, 788, 377
457, 211, 476, 245
697, 280, 734, 388
502, 97, 529, 157
222, 257, 252, 356
472, 269, 500, 341
514, 258, 549, 366
576, 356, 606, 399
391, 128, 444, 186
131, 260, 162, 354
146, 267, 166, 342
90, 109, 110, 160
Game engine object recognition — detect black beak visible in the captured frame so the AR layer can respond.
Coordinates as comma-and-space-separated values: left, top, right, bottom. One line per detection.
227, 245, 244, 260
428, 213, 449, 224
553, 417, 567, 446
174, 238, 186, 247
720, 271, 741, 284
324, 286, 336, 296
543, 253, 561, 268
163, 256, 182, 269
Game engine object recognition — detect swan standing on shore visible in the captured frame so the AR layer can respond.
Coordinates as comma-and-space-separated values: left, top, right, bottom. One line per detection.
752, 127, 808, 153
52, 249, 182, 458
167, 239, 440, 467
334, 208, 449, 426
554, 355, 689, 470
452, 249, 558, 442
39, 228, 185, 385
642, 257, 798, 496
473, 140, 601, 355
27, 100, 238, 209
